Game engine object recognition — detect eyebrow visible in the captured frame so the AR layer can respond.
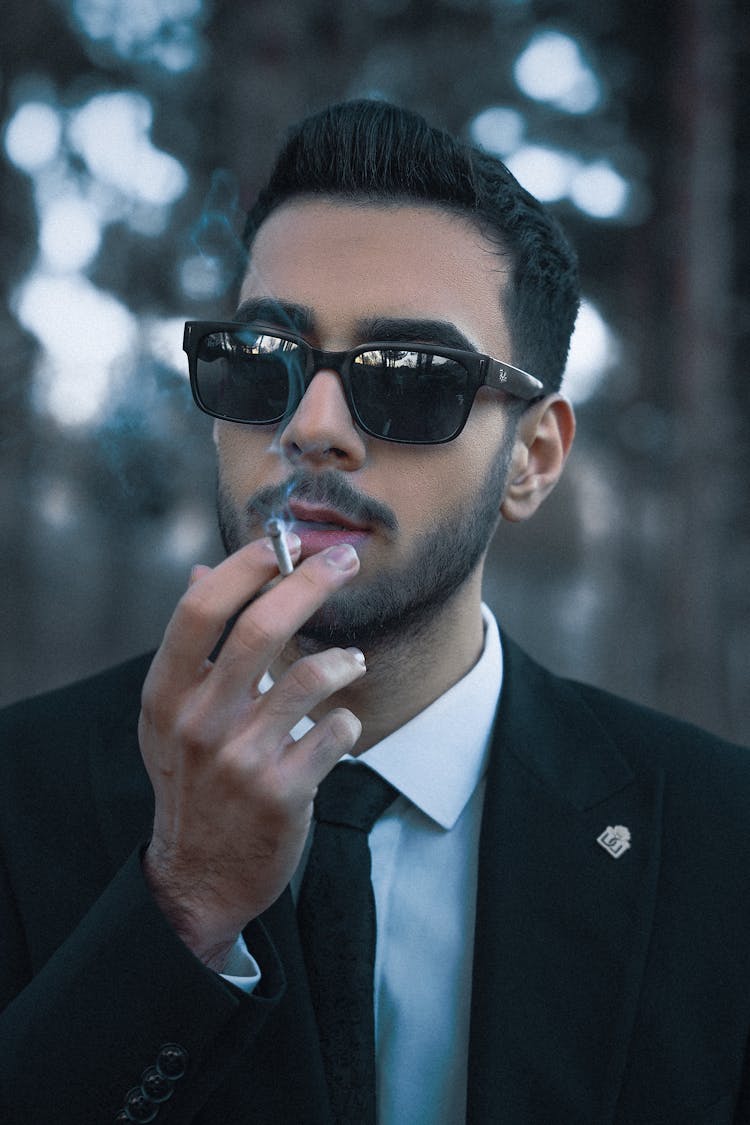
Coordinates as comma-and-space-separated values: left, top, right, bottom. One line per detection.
234, 301, 479, 354
357, 317, 478, 352
234, 297, 315, 333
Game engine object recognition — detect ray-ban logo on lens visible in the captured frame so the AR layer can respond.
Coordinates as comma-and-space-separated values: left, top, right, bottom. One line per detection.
597, 825, 631, 858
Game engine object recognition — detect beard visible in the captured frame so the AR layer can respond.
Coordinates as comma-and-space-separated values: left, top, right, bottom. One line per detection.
217, 437, 514, 653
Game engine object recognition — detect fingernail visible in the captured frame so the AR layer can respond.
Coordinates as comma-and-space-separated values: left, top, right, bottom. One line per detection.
323, 543, 359, 570
189, 564, 208, 586
346, 647, 366, 667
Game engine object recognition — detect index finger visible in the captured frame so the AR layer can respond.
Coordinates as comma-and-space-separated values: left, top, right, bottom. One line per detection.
214, 543, 361, 681
147, 534, 301, 694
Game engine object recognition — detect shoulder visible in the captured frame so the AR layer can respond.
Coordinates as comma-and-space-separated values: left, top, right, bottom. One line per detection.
0, 653, 154, 800
571, 675, 750, 813
566, 674, 744, 758
0, 653, 153, 738
506, 633, 746, 748
501, 634, 750, 794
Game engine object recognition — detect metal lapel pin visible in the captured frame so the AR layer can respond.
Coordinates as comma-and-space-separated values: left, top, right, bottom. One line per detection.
597, 825, 631, 859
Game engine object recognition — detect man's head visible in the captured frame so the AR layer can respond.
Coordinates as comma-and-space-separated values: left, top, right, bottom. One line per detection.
243, 99, 580, 391
204, 102, 578, 652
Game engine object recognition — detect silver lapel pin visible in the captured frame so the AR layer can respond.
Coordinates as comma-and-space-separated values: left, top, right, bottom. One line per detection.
597, 825, 631, 859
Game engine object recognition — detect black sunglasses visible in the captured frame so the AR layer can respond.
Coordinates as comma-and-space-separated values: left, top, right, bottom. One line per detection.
183, 320, 544, 445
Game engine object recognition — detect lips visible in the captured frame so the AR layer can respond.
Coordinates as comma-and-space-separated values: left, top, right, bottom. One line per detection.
287, 501, 371, 558
288, 501, 369, 533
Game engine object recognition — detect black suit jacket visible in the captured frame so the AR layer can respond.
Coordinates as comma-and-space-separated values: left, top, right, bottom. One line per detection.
1, 638, 749, 1124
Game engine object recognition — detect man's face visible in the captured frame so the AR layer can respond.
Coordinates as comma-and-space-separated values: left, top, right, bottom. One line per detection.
215, 198, 522, 649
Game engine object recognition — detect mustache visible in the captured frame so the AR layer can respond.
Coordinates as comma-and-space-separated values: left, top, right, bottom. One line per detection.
244, 470, 399, 533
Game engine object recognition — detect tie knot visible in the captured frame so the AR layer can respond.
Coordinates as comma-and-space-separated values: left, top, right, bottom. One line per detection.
314, 763, 398, 833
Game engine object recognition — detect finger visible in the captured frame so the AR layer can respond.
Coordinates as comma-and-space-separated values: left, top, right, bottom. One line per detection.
248, 647, 366, 742
286, 706, 363, 782
188, 564, 213, 587
146, 534, 302, 696
214, 543, 360, 686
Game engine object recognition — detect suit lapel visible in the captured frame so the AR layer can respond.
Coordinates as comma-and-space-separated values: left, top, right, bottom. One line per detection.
468, 640, 664, 1125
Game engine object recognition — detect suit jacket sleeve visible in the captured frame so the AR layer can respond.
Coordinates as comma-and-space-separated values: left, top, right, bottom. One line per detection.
0, 656, 286, 1125
0, 847, 286, 1124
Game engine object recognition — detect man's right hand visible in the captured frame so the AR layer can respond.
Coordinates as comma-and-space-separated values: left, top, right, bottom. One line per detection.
138, 534, 365, 970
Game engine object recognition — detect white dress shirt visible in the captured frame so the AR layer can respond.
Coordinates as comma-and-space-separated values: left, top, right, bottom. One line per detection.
226, 605, 504, 1125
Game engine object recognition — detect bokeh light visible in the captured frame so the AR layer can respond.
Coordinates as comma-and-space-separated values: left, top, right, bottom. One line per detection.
514, 30, 601, 114
39, 196, 102, 272
469, 106, 525, 156
563, 298, 620, 403
68, 92, 188, 207
14, 273, 138, 427
4, 101, 63, 172
4, 84, 190, 430
70, 0, 205, 72
506, 145, 579, 202
570, 161, 630, 219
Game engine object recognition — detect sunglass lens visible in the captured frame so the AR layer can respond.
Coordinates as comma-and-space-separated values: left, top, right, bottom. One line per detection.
352, 350, 471, 442
195, 330, 302, 422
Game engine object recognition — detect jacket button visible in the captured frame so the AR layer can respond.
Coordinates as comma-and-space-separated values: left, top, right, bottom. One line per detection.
123, 1087, 158, 1123
141, 1066, 174, 1103
156, 1043, 189, 1080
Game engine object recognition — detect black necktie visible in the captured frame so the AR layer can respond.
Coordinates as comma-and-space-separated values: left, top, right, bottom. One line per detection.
297, 762, 399, 1125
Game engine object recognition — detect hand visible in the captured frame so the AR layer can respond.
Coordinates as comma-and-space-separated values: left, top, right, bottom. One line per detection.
139, 536, 365, 969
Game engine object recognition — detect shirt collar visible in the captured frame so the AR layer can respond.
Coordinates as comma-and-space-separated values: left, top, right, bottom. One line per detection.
261, 605, 503, 831
355, 604, 502, 829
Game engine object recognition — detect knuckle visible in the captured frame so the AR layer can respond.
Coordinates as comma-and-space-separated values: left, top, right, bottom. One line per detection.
285, 657, 331, 698
177, 585, 214, 628
139, 679, 157, 720
230, 613, 277, 656
140, 680, 174, 737
297, 562, 320, 586
173, 711, 213, 758
297, 562, 331, 594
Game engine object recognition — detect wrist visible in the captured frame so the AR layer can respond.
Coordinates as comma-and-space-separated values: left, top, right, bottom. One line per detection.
142, 846, 242, 970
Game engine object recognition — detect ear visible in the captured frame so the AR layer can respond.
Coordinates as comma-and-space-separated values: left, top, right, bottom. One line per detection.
500, 395, 576, 523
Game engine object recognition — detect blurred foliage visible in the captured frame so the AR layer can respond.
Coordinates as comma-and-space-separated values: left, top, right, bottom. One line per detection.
0, 0, 747, 743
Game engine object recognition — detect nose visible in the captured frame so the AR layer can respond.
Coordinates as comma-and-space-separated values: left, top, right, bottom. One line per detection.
278, 368, 367, 470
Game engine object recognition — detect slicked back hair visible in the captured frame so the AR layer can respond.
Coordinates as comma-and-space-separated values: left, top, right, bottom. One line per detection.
243, 100, 580, 392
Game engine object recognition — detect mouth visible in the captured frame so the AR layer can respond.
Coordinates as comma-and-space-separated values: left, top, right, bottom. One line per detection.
287, 501, 372, 558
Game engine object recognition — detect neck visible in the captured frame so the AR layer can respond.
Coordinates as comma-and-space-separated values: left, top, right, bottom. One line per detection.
273, 574, 486, 753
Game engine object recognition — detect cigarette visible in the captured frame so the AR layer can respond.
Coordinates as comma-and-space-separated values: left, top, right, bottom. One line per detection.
264, 517, 294, 576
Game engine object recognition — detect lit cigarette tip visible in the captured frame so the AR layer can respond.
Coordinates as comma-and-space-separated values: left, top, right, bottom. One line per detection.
264, 517, 294, 576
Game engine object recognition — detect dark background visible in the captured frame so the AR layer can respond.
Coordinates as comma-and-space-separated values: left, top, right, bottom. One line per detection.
1, 0, 747, 744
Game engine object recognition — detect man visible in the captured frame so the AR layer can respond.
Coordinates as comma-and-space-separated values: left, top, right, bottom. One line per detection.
1, 100, 749, 1124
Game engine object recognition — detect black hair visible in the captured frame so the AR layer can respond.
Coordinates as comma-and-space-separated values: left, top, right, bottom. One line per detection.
243, 100, 580, 391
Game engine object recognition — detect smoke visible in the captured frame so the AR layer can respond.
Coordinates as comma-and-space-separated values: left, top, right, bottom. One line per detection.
183, 169, 247, 300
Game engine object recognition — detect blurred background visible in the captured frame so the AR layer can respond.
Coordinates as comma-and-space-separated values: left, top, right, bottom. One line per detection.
0, 0, 747, 744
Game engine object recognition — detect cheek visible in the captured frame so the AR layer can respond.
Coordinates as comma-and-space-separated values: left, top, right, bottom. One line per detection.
395, 424, 509, 527
214, 424, 276, 497
377, 450, 475, 530
214, 433, 245, 498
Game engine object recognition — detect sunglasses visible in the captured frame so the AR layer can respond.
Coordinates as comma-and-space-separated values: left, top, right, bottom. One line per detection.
183, 321, 544, 445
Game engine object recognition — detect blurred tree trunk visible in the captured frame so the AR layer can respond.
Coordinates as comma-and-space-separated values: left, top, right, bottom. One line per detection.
660, 0, 736, 730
